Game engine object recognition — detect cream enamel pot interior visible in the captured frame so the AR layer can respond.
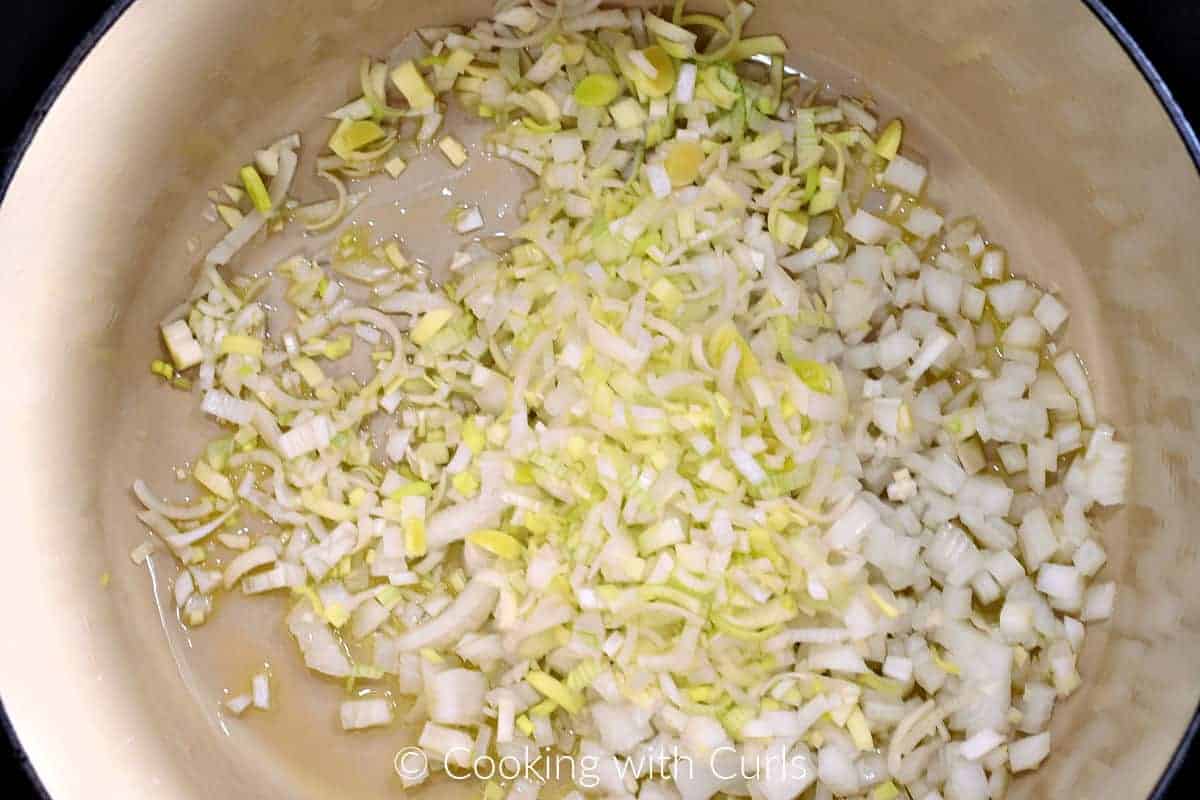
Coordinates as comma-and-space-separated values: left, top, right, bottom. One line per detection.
0, 1, 1198, 798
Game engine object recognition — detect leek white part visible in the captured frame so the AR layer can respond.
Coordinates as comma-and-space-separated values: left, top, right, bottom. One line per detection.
132, 480, 214, 521
268, 148, 298, 210
163, 505, 240, 550
646, 164, 672, 198
278, 415, 333, 459
201, 389, 256, 425
675, 63, 697, 103
327, 97, 373, 120
243, 563, 306, 594
425, 496, 507, 550
206, 210, 265, 266
162, 320, 203, 370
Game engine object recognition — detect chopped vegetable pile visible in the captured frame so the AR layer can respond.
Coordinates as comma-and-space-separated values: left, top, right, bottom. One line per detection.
136, 1, 1129, 799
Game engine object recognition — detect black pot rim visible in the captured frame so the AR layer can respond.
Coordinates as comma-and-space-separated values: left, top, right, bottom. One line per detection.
0, 0, 1196, 797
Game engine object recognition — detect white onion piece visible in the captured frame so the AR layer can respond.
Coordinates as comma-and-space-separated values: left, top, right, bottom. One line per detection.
132, 479, 215, 521
223, 545, 278, 589
164, 504, 240, 550
341, 698, 394, 730
881, 155, 927, 195
393, 578, 499, 651
1009, 732, 1051, 772
430, 668, 488, 725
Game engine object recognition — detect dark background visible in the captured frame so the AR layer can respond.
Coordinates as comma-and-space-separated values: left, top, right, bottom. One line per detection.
0, 0, 1196, 797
